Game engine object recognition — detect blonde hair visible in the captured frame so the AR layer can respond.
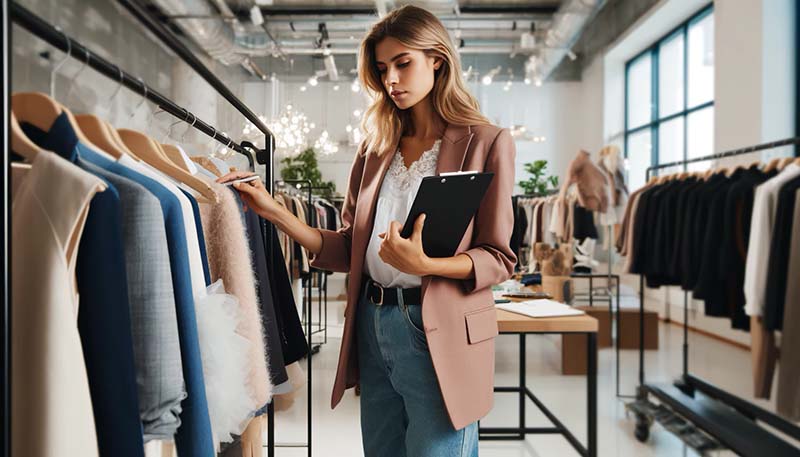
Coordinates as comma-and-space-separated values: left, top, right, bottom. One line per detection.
357, 5, 491, 156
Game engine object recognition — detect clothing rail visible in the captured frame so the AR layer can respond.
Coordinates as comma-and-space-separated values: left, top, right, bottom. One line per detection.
10, 2, 261, 168
626, 137, 800, 456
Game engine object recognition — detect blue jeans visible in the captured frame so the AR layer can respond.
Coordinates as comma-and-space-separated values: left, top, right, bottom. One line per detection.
357, 283, 479, 457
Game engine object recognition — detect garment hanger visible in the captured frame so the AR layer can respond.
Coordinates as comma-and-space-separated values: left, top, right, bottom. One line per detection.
10, 112, 42, 161
75, 113, 123, 158
74, 66, 128, 159
118, 127, 218, 203
777, 156, 794, 170
764, 157, 782, 172
160, 111, 192, 173
103, 119, 141, 160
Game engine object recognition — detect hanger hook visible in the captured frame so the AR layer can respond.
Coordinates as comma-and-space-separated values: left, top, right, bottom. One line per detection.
207, 126, 218, 155
148, 106, 166, 132
50, 27, 72, 98
109, 65, 124, 105
181, 112, 197, 143
65, 47, 92, 98
162, 108, 185, 142
130, 78, 148, 119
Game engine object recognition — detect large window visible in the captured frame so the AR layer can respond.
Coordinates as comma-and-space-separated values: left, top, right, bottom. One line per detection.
625, 5, 714, 190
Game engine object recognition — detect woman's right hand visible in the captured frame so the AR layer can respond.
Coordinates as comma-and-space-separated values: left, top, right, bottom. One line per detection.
217, 171, 282, 220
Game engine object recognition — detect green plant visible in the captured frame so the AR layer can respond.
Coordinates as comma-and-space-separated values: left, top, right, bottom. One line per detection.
517, 160, 559, 195
280, 147, 337, 199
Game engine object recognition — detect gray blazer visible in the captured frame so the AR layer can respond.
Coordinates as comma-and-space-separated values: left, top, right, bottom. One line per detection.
82, 161, 187, 441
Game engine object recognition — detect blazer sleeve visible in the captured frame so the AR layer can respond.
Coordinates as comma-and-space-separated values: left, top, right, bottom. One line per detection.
462, 128, 518, 292
308, 142, 366, 273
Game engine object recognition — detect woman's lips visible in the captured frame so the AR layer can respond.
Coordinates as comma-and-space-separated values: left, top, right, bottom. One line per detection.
391, 90, 407, 98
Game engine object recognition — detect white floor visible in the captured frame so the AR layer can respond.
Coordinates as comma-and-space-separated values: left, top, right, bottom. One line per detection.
268, 280, 783, 457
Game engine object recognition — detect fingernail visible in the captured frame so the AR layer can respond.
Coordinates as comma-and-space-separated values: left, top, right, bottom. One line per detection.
233, 182, 240, 188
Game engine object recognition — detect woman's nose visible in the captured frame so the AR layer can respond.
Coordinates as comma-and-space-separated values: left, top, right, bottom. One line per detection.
385, 68, 398, 86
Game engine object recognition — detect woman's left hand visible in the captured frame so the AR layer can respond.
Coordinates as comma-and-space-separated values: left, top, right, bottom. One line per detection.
378, 214, 431, 276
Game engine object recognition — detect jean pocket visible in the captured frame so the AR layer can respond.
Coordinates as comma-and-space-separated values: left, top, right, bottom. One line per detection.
402, 305, 428, 351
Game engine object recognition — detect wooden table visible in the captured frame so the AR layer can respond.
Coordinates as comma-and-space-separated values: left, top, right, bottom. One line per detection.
479, 299, 598, 457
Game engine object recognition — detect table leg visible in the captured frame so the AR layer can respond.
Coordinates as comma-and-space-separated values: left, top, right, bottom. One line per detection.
519, 333, 526, 440
587, 332, 597, 457
589, 276, 593, 307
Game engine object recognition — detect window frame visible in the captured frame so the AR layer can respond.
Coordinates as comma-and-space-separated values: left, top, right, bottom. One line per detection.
624, 4, 714, 177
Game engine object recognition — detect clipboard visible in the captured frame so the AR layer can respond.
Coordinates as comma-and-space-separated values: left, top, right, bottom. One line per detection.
400, 171, 494, 258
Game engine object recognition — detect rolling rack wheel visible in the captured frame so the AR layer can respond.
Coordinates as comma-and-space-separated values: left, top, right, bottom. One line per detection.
634, 414, 651, 442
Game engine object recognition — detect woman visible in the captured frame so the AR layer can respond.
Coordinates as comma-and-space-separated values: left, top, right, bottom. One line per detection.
220, 5, 516, 456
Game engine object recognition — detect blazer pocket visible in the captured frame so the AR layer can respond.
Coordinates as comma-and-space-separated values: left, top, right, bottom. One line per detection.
465, 306, 499, 345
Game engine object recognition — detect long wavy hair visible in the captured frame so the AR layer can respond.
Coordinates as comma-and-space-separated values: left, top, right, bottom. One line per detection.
357, 5, 491, 156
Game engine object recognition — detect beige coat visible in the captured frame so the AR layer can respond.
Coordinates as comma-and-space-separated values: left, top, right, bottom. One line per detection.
310, 123, 517, 429
12, 151, 105, 457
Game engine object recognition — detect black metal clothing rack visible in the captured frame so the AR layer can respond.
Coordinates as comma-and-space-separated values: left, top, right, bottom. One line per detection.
4, 3, 304, 457
628, 137, 800, 456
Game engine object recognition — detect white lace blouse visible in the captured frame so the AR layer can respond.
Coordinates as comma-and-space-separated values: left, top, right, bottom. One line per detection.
363, 138, 441, 288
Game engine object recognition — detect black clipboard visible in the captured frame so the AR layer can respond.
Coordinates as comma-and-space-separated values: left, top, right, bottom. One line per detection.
400, 171, 494, 258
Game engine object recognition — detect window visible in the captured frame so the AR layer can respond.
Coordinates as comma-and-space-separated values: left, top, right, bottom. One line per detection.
625, 5, 714, 188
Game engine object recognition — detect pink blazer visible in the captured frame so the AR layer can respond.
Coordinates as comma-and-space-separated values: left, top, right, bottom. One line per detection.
309, 123, 517, 429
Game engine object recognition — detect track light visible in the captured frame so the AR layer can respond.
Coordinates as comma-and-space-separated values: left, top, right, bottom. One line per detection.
567, 50, 577, 61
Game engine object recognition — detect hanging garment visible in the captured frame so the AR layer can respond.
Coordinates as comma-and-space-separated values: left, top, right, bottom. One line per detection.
763, 174, 800, 331
184, 188, 212, 286
777, 189, 800, 420
11, 151, 103, 457
195, 280, 255, 450
80, 161, 186, 441
241, 205, 290, 387
559, 150, 610, 213
114, 153, 215, 455
744, 163, 800, 316
20, 116, 145, 457
264, 221, 310, 366
198, 182, 272, 410
572, 202, 598, 241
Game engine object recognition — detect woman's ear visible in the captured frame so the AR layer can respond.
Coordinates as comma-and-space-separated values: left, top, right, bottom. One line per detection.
433, 57, 443, 71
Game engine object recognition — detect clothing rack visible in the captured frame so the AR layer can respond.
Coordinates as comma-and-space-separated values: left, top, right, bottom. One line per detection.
4, 3, 303, 457
627, 137, 800, 456
277, 181, 330, 350
276, 179, 315, 455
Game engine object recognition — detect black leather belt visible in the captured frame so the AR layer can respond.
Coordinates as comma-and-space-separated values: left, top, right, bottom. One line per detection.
365, 277, 421, 306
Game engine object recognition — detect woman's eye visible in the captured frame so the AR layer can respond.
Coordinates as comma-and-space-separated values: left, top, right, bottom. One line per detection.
398, 61, 410, 68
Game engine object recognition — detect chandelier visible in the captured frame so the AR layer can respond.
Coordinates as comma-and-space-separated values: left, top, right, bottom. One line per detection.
242, 104, 316, 158
314, 130, 339, 155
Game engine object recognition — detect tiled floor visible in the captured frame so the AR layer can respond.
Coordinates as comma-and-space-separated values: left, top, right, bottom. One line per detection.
268, 279, 781, 456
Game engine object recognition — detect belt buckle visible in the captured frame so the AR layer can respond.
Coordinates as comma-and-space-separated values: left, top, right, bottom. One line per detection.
374, 286, 384, 306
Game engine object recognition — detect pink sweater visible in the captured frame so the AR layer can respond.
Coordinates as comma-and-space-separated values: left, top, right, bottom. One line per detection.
199, 183, 271, 407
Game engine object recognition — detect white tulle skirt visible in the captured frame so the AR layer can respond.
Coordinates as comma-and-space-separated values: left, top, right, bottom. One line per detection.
195, 280, 258, 450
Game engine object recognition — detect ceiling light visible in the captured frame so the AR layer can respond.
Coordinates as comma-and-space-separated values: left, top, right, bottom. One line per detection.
351, 81, 360, 92
524, 77, 531, 85
353, 109, 362, 117
333, 84, 340, 91
482, 75, 493, 85
300, 85, 307, 91
535, 78, 542, 87
308, 76, 318, 86
567, 50, 577, 61
249, 5, 264, 26
346, 124, 352, 132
